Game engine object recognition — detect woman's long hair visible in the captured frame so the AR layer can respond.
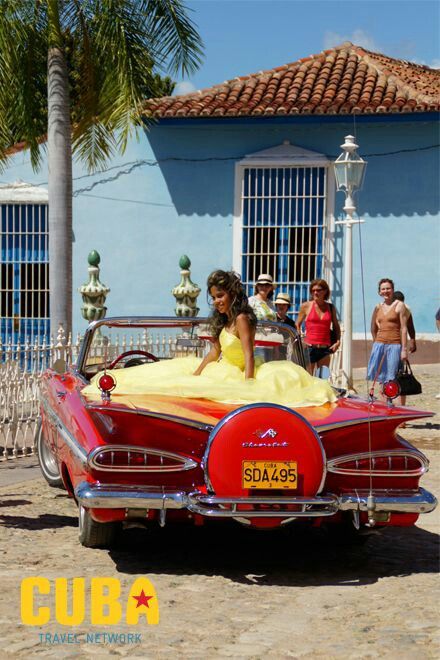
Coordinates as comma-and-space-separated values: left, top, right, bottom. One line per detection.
207, 270, 257, 338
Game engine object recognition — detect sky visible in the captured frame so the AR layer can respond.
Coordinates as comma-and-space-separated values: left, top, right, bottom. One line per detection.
173, 0, 440, 94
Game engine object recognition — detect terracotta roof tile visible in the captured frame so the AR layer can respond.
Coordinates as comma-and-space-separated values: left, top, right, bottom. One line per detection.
145, 43, 440, 119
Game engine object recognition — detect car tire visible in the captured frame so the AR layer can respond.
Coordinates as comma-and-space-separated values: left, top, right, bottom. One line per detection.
36, 419, 64, 489
78, 505, 119, 548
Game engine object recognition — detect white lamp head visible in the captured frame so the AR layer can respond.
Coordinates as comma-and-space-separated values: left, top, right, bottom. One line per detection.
334, 135, 367, 193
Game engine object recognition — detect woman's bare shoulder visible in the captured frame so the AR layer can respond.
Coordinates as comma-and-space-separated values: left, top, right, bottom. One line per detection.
236, 312, 252, 326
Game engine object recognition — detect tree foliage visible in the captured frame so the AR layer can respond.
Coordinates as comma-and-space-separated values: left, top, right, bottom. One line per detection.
0, 0, 202, 172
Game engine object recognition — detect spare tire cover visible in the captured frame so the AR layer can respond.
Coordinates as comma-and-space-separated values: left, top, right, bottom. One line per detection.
204, 403, 325, 497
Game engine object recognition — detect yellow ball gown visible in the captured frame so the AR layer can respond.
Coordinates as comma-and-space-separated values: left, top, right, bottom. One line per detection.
84, 328, 336, 407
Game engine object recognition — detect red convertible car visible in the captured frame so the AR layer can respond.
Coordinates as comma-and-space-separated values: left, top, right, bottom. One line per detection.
37, 317, 437, 548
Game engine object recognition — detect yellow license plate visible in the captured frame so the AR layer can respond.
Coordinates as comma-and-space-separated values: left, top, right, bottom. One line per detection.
242, 461, 297, 489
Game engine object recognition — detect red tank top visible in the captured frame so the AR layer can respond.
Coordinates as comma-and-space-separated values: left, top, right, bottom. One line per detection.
305, 303, 332, 345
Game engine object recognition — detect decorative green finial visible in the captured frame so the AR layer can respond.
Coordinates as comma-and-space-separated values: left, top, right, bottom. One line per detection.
88, 250, 100, 267
79, 250, 110, 323
179, 254, 191, 270
172, 255, 201, 317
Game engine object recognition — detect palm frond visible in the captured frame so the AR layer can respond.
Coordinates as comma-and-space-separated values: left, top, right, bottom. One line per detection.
0, 0, 47, 169
140, 0, 204, 75
72, 119, 118, 173
0, 0, 203, 172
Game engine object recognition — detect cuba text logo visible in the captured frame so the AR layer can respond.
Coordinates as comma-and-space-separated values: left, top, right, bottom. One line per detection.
21, 577, 159, 625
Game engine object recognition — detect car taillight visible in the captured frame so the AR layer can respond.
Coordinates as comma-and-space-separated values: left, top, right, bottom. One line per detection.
88, 446, 197, 472
327, 451, 428, 477
94, 450, 147, 467
382, 380, 400, 399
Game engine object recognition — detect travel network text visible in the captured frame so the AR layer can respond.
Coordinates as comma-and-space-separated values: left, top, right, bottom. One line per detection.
39, 632, 142, 644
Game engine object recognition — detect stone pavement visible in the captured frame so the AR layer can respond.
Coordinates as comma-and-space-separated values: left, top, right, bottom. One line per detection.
0, 456, 40, 486
0, 365, 438, 658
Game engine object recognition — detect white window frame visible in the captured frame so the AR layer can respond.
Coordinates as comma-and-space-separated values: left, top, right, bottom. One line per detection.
233, 141, 335, 308
0, 182, 49, 346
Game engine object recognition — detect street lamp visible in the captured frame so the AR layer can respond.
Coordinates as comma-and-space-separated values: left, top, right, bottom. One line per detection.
334, 135, 367, 389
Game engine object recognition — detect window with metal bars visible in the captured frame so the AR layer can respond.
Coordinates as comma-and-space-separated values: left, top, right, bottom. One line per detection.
238, 165, 328, 316
0, 203, 49, 346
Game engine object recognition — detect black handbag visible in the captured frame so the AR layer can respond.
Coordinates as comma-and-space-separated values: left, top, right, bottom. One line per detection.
328, 303, 338, 345
396, 360, 422, 396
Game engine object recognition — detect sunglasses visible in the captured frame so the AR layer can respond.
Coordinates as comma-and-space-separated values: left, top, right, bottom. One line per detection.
312, 288, 324, 293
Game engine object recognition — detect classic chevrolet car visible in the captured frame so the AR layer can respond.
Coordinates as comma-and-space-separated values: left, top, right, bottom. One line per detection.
37, 317, 437, 548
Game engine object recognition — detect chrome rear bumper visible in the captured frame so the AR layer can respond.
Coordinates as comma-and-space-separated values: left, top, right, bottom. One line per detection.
75, 482, 437, 518
339, 488, 437, 514
75, 483, 187, 510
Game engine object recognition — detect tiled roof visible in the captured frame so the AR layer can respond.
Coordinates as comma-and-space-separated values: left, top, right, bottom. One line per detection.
145, 42, 440, 118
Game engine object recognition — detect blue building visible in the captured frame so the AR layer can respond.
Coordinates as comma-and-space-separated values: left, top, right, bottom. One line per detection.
1, 43, 439, 344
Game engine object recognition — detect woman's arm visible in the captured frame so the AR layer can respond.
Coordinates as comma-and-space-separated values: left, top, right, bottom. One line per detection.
330, 305, 341, 352
397, 302, 408, 360
296, 302, 309, 333
370, 306, 378, 340
236, 314, 255, 379
407, 313, 417, 353
193, 339, 221, 375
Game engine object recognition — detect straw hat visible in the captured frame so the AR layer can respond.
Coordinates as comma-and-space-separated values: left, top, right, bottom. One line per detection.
256, 273, 274, 286
274, 292, 291, 305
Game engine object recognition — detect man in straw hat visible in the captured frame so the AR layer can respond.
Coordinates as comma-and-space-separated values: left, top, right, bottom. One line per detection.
274, 292, 296, 329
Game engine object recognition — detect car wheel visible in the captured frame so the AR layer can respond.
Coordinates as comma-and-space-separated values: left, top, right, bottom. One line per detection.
36, 419, 64, 489
78, 505, 119, 548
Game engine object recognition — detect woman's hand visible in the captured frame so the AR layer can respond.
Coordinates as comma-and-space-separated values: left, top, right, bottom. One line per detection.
409, 339, 417, 353
193, 341, 220, 376
329, 340, 340, 353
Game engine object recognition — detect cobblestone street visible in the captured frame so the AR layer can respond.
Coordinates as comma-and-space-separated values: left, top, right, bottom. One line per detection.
0, 365, 439, 658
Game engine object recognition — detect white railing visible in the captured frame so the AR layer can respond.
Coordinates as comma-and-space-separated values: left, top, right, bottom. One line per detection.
0, 327, 344, 461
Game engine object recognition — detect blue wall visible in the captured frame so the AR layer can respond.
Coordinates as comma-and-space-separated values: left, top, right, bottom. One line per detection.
4, 115, 439, 336
147, 116, 439, 333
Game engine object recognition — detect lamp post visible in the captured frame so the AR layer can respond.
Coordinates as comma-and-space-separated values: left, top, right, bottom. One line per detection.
334, 135, 367, 389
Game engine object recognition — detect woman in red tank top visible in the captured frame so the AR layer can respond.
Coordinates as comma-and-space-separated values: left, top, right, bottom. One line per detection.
297, 279, 341, 374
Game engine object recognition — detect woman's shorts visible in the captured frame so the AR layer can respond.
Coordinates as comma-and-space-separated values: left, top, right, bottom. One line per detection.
367, 342, 401, 383
307, 345, 332, 364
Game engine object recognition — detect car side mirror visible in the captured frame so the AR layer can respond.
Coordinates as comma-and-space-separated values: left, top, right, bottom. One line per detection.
52, 358, 66, 374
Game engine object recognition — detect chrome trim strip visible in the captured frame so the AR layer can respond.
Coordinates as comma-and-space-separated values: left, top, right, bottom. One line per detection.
317, 412, 433, 433
84, 406, 432, 436
40, 398, 88, 465
202, 403, 327, 494
86, 404, 213, 433
88, 445, 198, 472
339, 488, 437, 513
327, 449, 429, 477
77, 317, 211, 374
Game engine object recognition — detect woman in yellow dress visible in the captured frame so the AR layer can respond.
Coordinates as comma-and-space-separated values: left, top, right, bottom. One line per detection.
193, 270, 257, 380
84, 271, 336, 407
